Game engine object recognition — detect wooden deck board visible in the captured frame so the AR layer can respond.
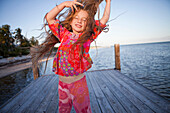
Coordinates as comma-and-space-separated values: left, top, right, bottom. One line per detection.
35, 76, 59, 113
0, 69, 169, 113
45, 83, 59, 113
26, 76, 58, 113
86, 75, 102, 113
92, 71, 127, 113
15, 76, 54, 113
112, 70, 170, 111
106, 70, 167, 113
95, 71, 139, 113
102, 70, 154, 113
88, 71, 115, 113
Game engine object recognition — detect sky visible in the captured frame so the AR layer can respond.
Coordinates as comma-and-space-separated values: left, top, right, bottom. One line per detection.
0, 0, 170, 46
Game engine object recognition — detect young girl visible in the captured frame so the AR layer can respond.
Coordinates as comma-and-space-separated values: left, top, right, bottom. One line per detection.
32, 0, 110, 112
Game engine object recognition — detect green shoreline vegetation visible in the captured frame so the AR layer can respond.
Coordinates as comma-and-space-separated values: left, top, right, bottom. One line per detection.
0, 24, 39, 58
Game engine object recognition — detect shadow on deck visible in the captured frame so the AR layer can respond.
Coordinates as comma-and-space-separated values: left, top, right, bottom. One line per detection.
0, 69, 169, 113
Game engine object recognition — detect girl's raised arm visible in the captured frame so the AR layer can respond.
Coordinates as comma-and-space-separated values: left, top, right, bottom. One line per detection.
46, 1, 83, 25
100, 0, 111, 25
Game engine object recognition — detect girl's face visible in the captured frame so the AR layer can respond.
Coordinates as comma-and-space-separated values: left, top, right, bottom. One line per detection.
70, 10, 88, 34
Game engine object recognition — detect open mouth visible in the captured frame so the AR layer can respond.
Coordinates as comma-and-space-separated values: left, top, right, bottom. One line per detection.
75, 24, 82, 28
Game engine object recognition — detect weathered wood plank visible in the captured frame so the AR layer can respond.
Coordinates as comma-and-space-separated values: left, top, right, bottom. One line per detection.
111, 70, 170, 112
15, 76, 54, 113
20, 75, 57, 113
35, 76, 59, 113
45, 88, 59, 113
88, 71, 115, 113
102, 70, 155, 113
26, 76, 58, 112
92, 71, 127, 113
97, 71, 140, 113
86, 74, 102, 113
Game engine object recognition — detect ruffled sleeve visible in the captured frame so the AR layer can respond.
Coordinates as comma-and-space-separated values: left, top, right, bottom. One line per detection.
92, 20, 107, 41
48, 19, 65, 42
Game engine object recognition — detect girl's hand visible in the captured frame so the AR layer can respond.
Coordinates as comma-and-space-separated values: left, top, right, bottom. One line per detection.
64, 1, 83, 12
46, 0, 83, 25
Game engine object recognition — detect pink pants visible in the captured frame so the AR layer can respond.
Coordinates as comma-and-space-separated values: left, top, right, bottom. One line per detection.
58, 76, 92, 113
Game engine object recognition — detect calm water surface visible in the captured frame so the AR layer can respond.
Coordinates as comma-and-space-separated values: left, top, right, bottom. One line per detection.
0, 41, 170, 106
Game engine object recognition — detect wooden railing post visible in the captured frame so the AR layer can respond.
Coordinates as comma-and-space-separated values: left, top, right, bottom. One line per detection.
30, 47, 40, 80
114, 44, 121, 70
32, 61, 39, 80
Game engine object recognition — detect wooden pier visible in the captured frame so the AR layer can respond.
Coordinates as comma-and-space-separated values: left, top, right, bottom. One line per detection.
0, 69, 169, 113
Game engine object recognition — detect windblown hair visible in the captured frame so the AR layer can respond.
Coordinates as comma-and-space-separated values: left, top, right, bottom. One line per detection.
30, 0, 107, 73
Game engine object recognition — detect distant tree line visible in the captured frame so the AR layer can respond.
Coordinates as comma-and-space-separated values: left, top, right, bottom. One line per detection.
0, 24, 39, 58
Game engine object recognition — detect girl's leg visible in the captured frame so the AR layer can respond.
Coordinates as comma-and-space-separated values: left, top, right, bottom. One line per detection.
58, 80, 73, 113
70, 76, 92, 113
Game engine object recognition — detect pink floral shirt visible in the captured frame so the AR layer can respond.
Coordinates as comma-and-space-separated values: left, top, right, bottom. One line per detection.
49, 19, 106, 77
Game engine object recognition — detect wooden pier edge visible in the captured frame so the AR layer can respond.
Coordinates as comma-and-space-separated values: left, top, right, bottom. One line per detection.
0, 69, 169, 113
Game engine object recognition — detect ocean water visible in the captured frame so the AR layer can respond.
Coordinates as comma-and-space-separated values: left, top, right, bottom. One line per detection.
0, 41, 170, 106
120, 42, 170, 100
